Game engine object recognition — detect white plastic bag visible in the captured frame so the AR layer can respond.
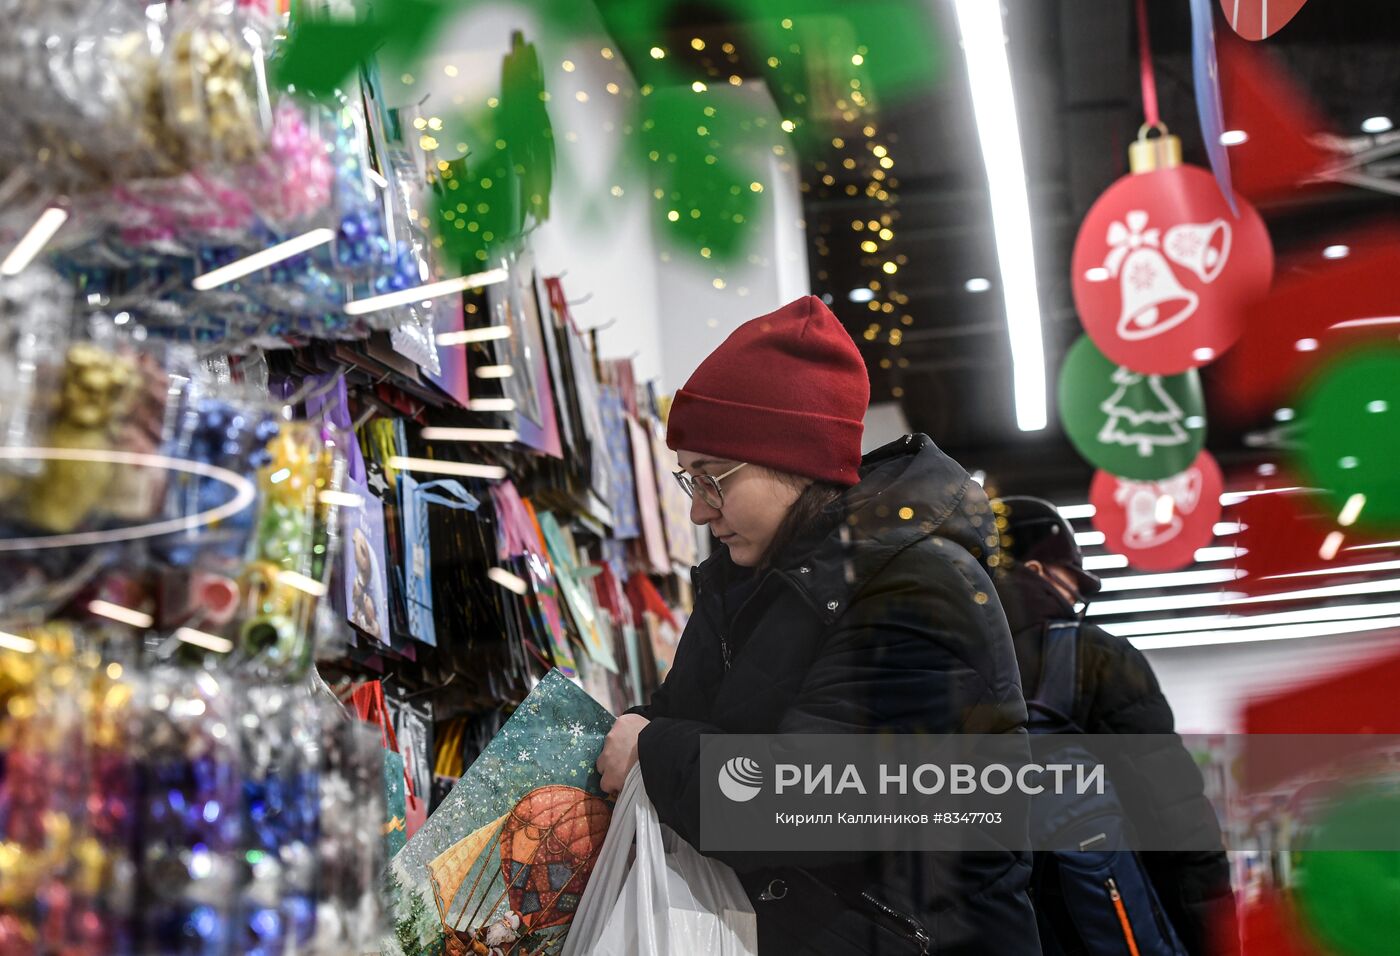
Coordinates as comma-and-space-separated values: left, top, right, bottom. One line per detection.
562, 765, 758, 956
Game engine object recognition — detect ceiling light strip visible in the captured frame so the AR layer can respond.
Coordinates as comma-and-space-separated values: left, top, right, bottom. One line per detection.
1130, 615, 1400, 651
1104, 599, 1400, 638
953, 0, 1047, 432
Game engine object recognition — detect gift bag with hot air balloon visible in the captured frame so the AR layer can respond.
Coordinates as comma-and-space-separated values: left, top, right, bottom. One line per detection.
383, 669, 616, 956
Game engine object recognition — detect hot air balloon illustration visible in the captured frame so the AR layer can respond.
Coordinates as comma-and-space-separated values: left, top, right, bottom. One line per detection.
426, 786, 611, 956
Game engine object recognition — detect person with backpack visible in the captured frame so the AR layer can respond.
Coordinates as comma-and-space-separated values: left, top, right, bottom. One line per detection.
991, 496, 1239, 956
595, 296, 1042, 954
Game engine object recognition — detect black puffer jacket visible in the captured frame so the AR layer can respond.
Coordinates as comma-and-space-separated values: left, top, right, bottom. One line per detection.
992, 565, 1239, 956
629, 434, 1042, 955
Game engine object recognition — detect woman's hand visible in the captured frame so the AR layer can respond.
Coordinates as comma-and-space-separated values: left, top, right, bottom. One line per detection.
597, 714, 650, 795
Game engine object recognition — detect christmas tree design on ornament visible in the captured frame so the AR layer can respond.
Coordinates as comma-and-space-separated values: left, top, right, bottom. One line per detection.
1097, 367, 1189, 457
1104, 210, 1231, 342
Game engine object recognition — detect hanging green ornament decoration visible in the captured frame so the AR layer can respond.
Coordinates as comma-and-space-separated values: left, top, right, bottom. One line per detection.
498, 30, 555, 226
433, 32, 554, 270
1294, 787, 1400, 956
1294, 345, 1400, 531
1058, 334, 1206, 480
275, 0, 449, 98
639, 87, 760, 260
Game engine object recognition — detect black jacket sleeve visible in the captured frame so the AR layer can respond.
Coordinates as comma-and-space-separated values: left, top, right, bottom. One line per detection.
637, 541, 1027, 872
1081, 626, 1239, 956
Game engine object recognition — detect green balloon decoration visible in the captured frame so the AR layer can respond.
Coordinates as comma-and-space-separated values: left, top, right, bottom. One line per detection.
275, 0, 449, 98
434, 32, 555, 270
1296, 345, 1400, 531
639, 87, 760, 260
1294, 787, 1400, 956
274, 0, 944, 266
1058, 335, 1207, 480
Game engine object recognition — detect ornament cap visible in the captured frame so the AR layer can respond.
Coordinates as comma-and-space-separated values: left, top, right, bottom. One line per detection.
1129, 122, 1182, 173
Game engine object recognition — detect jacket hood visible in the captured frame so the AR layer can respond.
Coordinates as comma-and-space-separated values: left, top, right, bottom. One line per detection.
839, 433, 1000, 570
696, 434, 1001, 612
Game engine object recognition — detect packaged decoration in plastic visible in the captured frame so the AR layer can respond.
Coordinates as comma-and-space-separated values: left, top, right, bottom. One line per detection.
238, 422, 342, 678
308, 700, 387, 954
18, 342, 140, 535
132, 665, 244, 954
236, 682, 322, 953
0, 267, 72, 470
382, 671, 615, 956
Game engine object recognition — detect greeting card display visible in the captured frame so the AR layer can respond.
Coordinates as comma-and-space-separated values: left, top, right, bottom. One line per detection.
538, 511, 619, 673
628, 416, 672, 574
1090, 451, 1223, 571
649, 420, 697, 567
1059, 335, 1207, 481
1071, 135, 1272, 374
486, 248, 562, 457
400, 474, 479, 647
343, 472, 390, 643
600, 387, 640, 540
383, 670, 614, 956
490, 482, 576, 676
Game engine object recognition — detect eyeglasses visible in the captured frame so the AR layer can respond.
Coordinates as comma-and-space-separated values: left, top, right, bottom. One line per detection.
673, 462, 748, 509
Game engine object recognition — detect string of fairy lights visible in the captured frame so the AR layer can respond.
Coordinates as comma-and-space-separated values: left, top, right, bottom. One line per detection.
813, 121, 910, 400
384, 18, 909, 391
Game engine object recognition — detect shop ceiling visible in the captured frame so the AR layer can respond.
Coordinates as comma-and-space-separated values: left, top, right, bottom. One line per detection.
607, 0, 1400, 496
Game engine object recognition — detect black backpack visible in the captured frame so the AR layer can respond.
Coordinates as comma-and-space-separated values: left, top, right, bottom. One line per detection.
1026, 621, 1189, 956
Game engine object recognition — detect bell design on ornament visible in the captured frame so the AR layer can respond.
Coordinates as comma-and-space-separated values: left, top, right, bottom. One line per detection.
1163, 219, 1232, 283
1104, 210, 1199, 342
1113, 469, 1202, 550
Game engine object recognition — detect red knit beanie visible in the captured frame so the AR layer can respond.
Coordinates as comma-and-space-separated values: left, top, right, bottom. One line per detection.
666, 295, 870, 486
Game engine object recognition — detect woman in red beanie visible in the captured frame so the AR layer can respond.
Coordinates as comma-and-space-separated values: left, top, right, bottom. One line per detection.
597, 295, 1040, 955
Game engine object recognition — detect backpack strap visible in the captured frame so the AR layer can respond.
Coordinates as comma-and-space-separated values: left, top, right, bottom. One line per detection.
1029, 621, 1081, 722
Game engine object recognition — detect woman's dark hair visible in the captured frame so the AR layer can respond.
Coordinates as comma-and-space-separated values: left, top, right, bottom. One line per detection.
757, 475, 846, 569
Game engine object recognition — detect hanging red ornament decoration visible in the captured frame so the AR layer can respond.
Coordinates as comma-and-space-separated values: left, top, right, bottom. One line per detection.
1072, 125, 1274, 375
1219, 0, 1310, 41
1090, 450, 1223, 571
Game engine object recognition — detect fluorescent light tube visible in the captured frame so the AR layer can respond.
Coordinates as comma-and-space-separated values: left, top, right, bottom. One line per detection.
1056, 504, 1096, 520
468, 398, 517, 412
487, 567, 529, 595
276, 570, 328, 597
175, 627, 234, 654
1105, 600, 1400, 638
1090, 575, 1400, 617
474, 365, 514, 379
387, 455, 507, 481
421, 427, 518, 443
1338, 493, 1367, 527
437, 326, 513, 345
1131, 615, 1400, 651
1, 206, 68, 276
344, 268, 508, 316
0, 631, 37, 653
1267, 558, 1400, 581
1098, 568, 1244, 593
87, 600, 154, 628
954, 0, 1046, 432
318, 490, 364, 508
192, 228, 336, 290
